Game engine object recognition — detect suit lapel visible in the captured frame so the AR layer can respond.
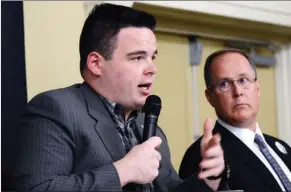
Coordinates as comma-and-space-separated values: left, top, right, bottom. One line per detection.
80, 82, 126, 161
215, 123, 281, 191
265, 135, 291, 171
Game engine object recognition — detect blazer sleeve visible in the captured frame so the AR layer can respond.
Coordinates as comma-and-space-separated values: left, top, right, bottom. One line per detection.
14, 93, 122, 191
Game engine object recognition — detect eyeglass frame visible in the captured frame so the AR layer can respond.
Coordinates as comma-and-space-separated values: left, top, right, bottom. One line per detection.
207, 76, 258, 93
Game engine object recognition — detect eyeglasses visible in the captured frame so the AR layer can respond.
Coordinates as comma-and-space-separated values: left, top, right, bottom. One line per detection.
209, 77, 257, 92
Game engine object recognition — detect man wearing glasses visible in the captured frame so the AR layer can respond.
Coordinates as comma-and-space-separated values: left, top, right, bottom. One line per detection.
179, 48, 291, 192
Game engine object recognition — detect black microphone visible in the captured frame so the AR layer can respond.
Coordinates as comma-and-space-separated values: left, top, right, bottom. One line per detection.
142, 95, 162, 142
142, 95, 167, 192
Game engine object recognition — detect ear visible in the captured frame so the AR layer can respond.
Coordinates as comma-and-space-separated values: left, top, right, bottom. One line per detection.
205, 88, 215, 108
86, 51, 105, 76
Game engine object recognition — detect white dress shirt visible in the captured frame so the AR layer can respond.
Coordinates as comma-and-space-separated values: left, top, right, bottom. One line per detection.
217, 118, 291, 191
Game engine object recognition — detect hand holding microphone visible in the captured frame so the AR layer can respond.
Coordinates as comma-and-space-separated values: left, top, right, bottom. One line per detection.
118, 136, 162, 184
113, 95, 163, 186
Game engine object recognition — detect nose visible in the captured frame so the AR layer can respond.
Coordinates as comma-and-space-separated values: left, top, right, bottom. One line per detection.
144, 60, 157, 76
232, 81, 243, 97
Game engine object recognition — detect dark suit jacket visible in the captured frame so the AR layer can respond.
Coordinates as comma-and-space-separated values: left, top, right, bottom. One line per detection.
179, 121, 291, 192
14, 82, 213, 192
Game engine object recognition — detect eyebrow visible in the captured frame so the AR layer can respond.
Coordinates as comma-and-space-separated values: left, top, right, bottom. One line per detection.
238, 73, 249, 77
218, 77, 231, 82
217, 73, 251, 81
126, 50, 158, 57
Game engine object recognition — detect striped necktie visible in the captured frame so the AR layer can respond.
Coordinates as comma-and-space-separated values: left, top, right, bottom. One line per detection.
254, 134, 291, 192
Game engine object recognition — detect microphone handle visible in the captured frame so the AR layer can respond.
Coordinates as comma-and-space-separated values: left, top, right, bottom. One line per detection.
142, 114, 158, 142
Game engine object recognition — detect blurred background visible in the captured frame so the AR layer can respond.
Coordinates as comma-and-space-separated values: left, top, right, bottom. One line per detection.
2, 1, 291, 190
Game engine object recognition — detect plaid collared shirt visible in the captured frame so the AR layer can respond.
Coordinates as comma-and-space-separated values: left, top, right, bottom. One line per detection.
99, 95, 154, 192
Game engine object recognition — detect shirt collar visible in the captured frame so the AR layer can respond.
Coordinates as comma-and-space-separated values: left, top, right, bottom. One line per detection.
217, 118, 265, 148
99, 95, 139, 121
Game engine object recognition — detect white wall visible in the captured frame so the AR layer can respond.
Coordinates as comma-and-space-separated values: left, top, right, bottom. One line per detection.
89, 1, 291, 27
222, 1, 291, 14
276, 44, 291, 145
23, 2, 86, 100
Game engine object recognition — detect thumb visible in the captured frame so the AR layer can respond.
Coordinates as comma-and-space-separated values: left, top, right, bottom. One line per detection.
201, 119, 214, 153
145, 136, 162, 149
203, 118, 214, 140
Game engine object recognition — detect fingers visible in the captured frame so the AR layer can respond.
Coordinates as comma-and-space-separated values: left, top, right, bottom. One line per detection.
211, 133, 221, 145
198, 164, 224, 179
203, 146, 223, 159
200, 134, 223, 167
200, 153, 224, 170
144, 137, 162, 164
153, 158, 160, 169
199, 129, 225, 179
154, 150, 162, 162
203, 133, 221, 154
150, 151, 161, 173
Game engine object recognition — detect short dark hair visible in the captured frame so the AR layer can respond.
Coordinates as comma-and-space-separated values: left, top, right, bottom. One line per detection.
204, 48, 257, 88
79, 3, 156, 74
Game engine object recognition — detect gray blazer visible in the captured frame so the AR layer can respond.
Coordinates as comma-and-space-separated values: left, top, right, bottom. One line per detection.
14, 82, 213, 192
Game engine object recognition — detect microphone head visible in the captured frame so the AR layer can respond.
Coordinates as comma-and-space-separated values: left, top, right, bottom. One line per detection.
142, 95, 162, 116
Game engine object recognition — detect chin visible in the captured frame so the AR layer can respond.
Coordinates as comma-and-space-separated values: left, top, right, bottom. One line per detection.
138, 95, 147, 103
132, 99, 146, 110
232, 114, 253, 123
137, 101, 146, 109
233, 107, 252, 116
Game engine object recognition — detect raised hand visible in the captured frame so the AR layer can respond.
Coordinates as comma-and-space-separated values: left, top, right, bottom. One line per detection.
199, 119, 225, 179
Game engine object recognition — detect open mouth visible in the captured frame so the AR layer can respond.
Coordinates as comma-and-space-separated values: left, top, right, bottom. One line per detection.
138, 83, 152, 90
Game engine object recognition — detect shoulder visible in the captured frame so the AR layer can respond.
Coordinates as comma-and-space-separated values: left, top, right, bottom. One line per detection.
28, 84, 82, 105
26, 83, 86, 113
179, 136, 202, 168
24, 83, 86, 121
20, 84, 87, 141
